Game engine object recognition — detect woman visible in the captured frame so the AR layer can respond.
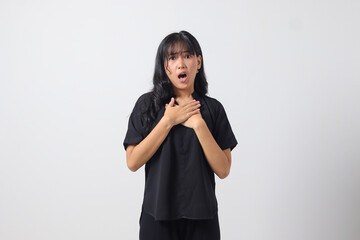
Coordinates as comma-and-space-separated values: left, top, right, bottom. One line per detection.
123, 30, 237, 240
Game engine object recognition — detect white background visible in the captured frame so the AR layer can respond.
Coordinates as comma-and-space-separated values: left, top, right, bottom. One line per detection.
1, 0, 359, 239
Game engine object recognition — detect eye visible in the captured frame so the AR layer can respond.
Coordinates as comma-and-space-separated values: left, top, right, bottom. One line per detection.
169, 56, 176, 61
185, 54, 192, 59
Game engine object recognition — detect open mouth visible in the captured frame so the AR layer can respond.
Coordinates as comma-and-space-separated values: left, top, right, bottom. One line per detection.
178, 73, 187, 79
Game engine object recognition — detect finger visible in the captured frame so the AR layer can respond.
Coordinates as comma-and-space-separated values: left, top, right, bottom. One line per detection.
185, 99, 198, 105
185, 101, 201, 111
165, 104, 168, 108
169, 97, 175, 107
186, 99, 200, 106
186, 108, 201, 118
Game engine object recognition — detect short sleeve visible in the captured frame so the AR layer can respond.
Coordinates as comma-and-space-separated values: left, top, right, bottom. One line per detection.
123, 94, 149, 150
213, 101, 238, 151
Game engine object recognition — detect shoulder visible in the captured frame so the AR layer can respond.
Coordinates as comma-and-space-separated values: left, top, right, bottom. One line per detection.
202, 95, 225, 113
132, 92, 152, 113
135, 92, 152, 104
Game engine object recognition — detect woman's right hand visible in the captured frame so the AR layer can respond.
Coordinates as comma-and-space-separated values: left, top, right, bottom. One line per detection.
163, 97, 201, 127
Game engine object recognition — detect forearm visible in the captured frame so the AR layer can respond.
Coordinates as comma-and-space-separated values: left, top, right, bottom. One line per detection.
193, 120, 230, 179
127, 117, 173, 171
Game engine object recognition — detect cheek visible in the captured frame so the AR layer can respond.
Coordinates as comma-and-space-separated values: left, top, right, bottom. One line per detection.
164, 60, 170, 71
164, 62, 173, 73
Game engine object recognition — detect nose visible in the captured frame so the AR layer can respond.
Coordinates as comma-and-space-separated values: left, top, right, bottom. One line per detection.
177, 58, 185, 69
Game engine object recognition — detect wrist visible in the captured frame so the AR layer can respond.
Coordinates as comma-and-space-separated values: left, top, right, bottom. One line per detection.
193, 118, 206, 131
160, 116, 175, 129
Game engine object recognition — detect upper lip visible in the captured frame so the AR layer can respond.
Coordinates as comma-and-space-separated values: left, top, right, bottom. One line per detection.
178, 71, 187, 77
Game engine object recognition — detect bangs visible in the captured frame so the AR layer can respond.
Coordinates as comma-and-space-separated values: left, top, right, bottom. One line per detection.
165, 39, 196, 58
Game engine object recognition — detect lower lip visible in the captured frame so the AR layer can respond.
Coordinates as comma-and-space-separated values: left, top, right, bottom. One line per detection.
179, 76, 187, 83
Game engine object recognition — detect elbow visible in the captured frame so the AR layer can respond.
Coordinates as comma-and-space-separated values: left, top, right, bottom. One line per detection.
126, 146, 140, 172
128, 165, 138, 172
126, 158, 139, 172
218, 151, 231, 179
217, 168, 230, 179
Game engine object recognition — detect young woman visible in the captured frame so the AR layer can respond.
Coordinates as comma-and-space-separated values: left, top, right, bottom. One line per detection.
123, 31, 237, 240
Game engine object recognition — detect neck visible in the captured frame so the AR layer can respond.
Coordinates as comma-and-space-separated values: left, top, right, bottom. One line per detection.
173, 87, 194, 99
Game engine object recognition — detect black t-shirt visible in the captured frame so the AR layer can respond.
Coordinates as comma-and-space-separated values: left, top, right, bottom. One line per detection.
123, 91, 237, 220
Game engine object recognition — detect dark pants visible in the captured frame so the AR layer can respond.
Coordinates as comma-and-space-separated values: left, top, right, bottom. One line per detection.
139, 211, 221, 240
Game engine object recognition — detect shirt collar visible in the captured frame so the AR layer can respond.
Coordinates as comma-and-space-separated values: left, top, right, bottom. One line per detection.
172, 90, 201, 101
191, 90, 200, 100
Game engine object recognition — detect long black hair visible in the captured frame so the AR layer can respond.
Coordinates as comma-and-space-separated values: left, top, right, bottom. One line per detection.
143, 31, 208, 134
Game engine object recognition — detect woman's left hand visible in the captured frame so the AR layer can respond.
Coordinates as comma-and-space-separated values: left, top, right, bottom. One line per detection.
181, 112, 204, 129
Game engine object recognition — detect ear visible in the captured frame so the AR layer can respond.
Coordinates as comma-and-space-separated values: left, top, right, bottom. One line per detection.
197, 55, 202, 70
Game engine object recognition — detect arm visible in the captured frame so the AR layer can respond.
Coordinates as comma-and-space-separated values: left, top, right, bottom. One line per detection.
126, 117, 173, 172
126, 98, 201, 172
193, 119, 232, 179
182, 112, 232, 179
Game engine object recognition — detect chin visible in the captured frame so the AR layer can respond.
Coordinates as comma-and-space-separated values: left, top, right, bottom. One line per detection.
176, 83, 192, 89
